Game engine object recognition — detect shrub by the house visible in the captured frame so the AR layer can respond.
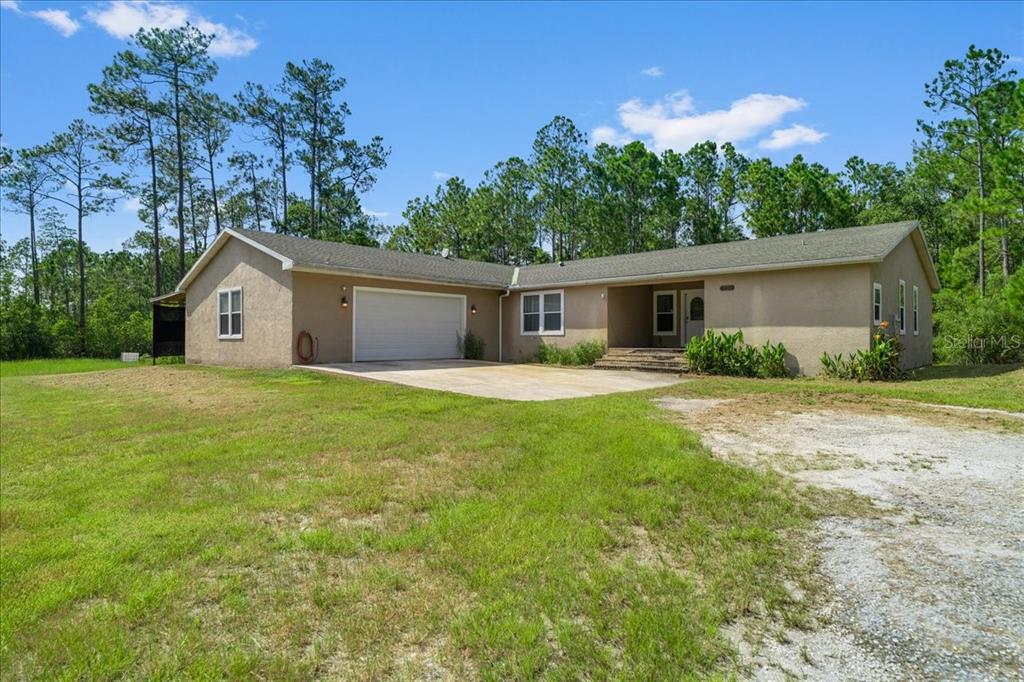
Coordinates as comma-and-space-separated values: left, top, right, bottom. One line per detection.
457, 330, 487, 360
820, 321, 905, 381
538, 340, 606, 366
685, 330, 790, 378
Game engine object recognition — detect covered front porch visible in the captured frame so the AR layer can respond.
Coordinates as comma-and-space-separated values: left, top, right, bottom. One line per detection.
606, 280, 706, 350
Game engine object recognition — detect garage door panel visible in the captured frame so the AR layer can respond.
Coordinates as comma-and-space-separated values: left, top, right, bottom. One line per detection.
354, 289, 465, 361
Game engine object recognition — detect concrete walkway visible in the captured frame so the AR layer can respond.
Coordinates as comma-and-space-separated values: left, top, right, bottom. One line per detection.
299, 360, 683, 401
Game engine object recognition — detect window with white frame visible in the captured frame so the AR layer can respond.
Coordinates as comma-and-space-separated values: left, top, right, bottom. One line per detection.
653, 290, 676, 336
521, 290, 563, 335
912, 285, 919, 335
218, 287, 243, 339
873, 283, 882, 325
898, 280, 906, 335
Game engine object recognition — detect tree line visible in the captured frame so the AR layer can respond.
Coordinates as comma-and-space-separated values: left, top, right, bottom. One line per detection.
2, 24, 388, 356
392, 47, 1021, 290
1, 41, 1021, 362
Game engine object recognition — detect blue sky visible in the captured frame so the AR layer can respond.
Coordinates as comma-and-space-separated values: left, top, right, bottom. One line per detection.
1, 1, 1021, 251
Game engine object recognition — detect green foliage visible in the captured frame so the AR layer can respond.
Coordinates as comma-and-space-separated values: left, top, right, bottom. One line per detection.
685, 330, 790, 378
740, 155, 857, 237
537, 340, 606, 366
0, 297, 55, 359
758, 340, 790, 379
584, 141, 681, 255
457, 330, 486, 360
85, 294, 151, 357
820, 323, 905, 381
1, 226, 156, 360
933, 272, 1024, 365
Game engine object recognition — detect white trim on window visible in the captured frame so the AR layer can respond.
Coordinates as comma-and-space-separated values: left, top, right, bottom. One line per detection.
218, 286, 243, 339
872, 282, 882, 326
898, 279, 907, 335
520, 289, 564, 336
653, 290, 677, 336
912, 285, 919, 336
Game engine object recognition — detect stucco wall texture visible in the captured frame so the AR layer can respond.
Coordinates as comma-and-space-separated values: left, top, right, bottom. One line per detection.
499, 285, 608, 362
184, 231, 936, 375
291, 273, 501, 364
870, 234, 934, 369
704, 264, 872, 375
185, 238, 293, 367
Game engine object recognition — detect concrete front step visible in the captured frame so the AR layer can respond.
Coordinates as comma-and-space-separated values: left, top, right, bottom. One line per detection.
595, 358, 685, 368
592, 360, 686, 374
595, 347, 688, 373
606, 347, 685, 356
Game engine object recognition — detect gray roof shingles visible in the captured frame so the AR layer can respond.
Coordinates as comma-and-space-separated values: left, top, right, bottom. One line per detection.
233, 228, 514, 288
231, 221, 919, 290
516, 220, 918, 288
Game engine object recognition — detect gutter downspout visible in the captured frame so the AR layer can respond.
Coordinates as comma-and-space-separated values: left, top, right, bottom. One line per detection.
499, 288, 511, 362
499, 267, 520, 363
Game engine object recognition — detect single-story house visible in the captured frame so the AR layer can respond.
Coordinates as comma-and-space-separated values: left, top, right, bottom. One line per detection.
166, 220, 938, 375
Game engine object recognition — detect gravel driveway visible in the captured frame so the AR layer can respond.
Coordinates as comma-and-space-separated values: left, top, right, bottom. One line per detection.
658, 398, 1024, 681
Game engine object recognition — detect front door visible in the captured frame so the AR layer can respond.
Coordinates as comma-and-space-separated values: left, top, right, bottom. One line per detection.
683, 289, 705, 345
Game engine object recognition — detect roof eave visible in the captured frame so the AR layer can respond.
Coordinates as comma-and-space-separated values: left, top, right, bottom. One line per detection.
176, 228, 293, 292
879, 223, 940, 292
513, 254, 884, 290
286, 264, 509, 290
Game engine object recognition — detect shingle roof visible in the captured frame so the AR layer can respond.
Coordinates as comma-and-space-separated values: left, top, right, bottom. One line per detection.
515, 220, 920, 288
212, 221, 923, 291
232, 228, 515, 288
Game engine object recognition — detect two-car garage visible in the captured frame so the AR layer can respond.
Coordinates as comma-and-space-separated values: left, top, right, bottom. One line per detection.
352, 287, 467, 362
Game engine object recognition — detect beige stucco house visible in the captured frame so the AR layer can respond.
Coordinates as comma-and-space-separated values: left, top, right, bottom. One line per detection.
167, 220, 939, 375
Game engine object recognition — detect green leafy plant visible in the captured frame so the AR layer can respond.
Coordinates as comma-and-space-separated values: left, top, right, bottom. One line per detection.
933, 271, 1024, 365
820, 321, 906, 381
537, 340, 606, 366
685, 330, 790, 378
457, 330, 486, 360
758, 340, 789, 378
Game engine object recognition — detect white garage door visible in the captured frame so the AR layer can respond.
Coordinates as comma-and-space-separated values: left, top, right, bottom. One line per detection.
354, 288, 466, 361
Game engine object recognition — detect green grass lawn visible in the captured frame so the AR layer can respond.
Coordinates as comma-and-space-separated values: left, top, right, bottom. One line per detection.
3, 360, 1017, 679
0, 357, 143, 378
665, 364, 1024, 413
1, 362, 816, 680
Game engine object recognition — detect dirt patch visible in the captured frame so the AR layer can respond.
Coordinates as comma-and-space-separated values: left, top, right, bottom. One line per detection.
660, 396, 1024, 680
32, 366, 271, 412
655, 397, 733, 414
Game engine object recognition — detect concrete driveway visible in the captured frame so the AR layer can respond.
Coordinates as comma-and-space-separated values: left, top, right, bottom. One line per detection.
300, 360, 682, 400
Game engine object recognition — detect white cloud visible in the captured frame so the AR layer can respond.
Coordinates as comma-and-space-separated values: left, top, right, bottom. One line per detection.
30, 8, 80, 36
86, 1, 258, 57
432, 171, 451, 181
363, 209, 388, 219
640, 66, 663, 78
758, 124, 827, 150
2, 1, 80, 37
123, 196, 142, 213
591, 125, 634, 147
593, 89, 818, 153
